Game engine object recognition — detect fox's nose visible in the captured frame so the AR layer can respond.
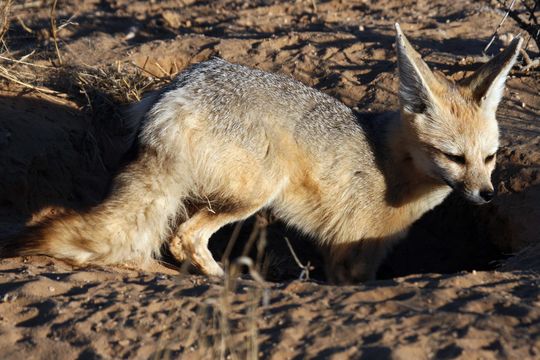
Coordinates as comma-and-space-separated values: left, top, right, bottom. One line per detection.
479, 189, 494, 202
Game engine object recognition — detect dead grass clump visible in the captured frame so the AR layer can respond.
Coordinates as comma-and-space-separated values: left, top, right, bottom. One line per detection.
0, 54, 176, 114
56, 62, 168, 109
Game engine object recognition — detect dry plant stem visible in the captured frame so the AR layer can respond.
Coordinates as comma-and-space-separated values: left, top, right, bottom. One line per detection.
284, 237, 314, 280
219, 297, 241, 360
234, 257, 266, 285
0, 54, 49, 68
130, 61, 164, 80
484, 0, 517, 54
16, 15, 32, 33
154, 60, 169, 77
221, 220, 244, 265
50, 0, 62, 64
247, 291, 259, 360
520, 47, 540, 70
19, 50, 36, 62
255, 221, 267, 273
0, 64, 63, 96
240, 219, 262, 257
0, 0, 12, 44
498, 0, 540, 50
183, 302, 206, 350
11, 1, 42, 10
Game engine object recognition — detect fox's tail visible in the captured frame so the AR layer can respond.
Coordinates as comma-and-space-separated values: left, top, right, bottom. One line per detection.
0, 154, 190, 266
1, 209, 96, 263
0, 89, 195, 266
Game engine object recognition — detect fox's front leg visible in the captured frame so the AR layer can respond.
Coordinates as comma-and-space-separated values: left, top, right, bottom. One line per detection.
169, 203, 265, 277
169, 210, 225, 276
169, 234, 188, 263
326, 235, 403, 284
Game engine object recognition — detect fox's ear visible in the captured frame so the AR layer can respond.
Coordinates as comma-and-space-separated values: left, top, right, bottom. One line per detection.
464, 37, 523, 113
395, 23, 439, 114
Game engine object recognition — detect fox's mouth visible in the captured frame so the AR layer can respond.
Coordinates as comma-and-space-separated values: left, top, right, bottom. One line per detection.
442, 179, 491, 204
461, 191, 492, 205
445, 181, 494, 205
442, 177, 456, 190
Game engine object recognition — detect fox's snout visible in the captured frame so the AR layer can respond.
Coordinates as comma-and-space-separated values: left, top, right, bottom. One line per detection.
460, 157, 498, 205
479, 189, 495, 202
460, 186, 495, 205
441, 158, 497, 205
445, 175, 495, 204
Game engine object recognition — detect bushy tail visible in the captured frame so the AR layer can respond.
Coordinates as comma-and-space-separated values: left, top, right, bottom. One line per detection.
1, 157, 189, 266
1, 208, 107, 264
1, 91, 194, 266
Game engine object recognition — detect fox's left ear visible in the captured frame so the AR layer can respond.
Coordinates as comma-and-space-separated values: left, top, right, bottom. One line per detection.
394, 23, 441, 114
463, 37, 523, 113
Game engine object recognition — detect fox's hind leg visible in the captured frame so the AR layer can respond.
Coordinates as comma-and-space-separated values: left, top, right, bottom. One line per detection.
170, 204, 264, 276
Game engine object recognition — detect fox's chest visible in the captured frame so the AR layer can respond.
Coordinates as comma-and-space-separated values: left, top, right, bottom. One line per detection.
366, 186, 452, 239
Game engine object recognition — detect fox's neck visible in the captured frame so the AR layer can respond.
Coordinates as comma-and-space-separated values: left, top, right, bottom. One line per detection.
381, 115, 451, 210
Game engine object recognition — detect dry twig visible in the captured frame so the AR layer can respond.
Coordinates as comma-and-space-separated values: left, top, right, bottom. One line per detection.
50, 0, 62, 64
483, 0, 517, 54
0, 0, 12, 45
284, 237, 314, 281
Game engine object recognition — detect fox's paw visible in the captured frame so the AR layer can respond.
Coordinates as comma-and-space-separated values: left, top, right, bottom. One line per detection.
169, 235, 188, 262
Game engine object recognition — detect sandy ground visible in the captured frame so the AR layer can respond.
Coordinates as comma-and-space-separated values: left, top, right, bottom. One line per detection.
0, 256, 539, 359
0, 0, 539, 358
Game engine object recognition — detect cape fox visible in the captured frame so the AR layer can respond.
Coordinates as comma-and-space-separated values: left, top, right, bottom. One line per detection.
1, 25, 522, 283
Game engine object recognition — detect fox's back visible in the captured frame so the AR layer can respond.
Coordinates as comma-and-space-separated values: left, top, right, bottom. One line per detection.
147, 58, 379, 187
175, 61, 368, 146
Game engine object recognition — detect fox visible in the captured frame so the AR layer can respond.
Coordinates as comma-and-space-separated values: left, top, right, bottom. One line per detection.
1, 24, 522, 283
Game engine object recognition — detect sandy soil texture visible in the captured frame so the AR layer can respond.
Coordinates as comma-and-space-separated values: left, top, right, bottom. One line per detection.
1, 256, 539, 359
0, 0, 539, 359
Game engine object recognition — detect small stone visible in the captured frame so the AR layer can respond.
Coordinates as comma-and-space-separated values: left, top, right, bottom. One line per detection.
119, 339, 130, 346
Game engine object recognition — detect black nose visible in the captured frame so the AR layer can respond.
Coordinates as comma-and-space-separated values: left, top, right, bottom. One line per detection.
479, 190, 494, 202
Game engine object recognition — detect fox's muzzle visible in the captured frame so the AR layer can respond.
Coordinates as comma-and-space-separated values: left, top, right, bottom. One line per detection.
445, 180, 495, 205
461, 188, 495, 205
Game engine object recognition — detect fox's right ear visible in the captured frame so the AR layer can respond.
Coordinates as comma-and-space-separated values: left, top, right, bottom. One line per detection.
463, 37, 523, 114
395, 23, 439, 114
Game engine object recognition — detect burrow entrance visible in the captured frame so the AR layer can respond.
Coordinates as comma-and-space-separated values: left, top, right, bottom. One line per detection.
205, 191, 513, 283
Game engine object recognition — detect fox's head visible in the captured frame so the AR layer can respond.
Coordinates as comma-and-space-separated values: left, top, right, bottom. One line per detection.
395, 24, 522, 204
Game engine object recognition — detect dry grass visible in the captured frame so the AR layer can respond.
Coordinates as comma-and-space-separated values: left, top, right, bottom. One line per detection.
0, 0, 178, 112
0, 0, 12, 47
0, 54, 177, 120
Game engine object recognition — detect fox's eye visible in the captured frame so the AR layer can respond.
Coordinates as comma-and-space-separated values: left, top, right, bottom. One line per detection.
443, 153, 466, 165
485, 153, 496, 163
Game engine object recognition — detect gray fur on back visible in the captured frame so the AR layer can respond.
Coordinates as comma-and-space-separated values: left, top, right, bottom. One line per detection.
166, 58, 367, 153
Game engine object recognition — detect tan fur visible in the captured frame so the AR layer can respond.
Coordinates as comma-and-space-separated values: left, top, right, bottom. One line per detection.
2, 25, 522, 283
